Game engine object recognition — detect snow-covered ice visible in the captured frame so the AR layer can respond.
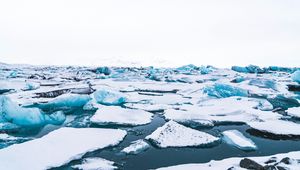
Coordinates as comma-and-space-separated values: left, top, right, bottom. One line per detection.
222, 130, 257, 151
93, 88, 128, 105
0, 127, 126, 170
146, 121, 219, 148
90, 106, 153, 126
248, 120, 300, 136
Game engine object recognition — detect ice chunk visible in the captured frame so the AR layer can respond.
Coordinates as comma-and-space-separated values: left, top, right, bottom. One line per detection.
23, 82, 40, 91
0, 96, 66, 127
146, 121, 219, 148
44, 111, 66, 125
203, 83, 248, 98
248, 79, 277, 90
0, 134, 20, 141
91, 106, 153, 126
72, 157, 117, 170
248, 120, 300, 136
95, 66, 112, 75
222, 130, 257, 151
292, 70, 300, 83
121, 139, 150, 154
0, 128, 126, 170
36, 94, 91, 110
232, 65, 266, 74
286, 107, 300, 118
93, 88, 128, 105
0, 95, 46, 127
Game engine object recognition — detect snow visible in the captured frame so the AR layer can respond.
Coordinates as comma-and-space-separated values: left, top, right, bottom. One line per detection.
291, 70, 300, 83
121, 139, 150, 154
146, 121, 219, 148
157, 151, 300, 170
287, 107, 300, 118
203, 83, 249, 98
72, 157, 117, 170
0, 127, 126, 170
248, 120, 300, 136
93, 88, 128, 105
90, 106, 153, 126
222, 130, 257, 151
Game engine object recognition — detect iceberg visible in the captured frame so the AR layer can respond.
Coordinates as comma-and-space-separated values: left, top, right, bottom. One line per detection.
222, 130, 257, 151
121, 139, 150, 154
72, 157, 117, 170
203, 83, 249, 98
291, 70, 300, 83
232, 65, 266, 74
0, 96, 66, 127
146, 121, 219, 148
0, 128, 126, 170
91, 106, 153, 126
93, 88, 128, 105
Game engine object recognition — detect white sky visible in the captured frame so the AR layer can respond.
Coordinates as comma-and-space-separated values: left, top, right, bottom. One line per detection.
0, 0, 300, 68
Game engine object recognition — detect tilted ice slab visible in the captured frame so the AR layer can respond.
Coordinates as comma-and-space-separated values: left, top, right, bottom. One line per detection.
36, 93, 91, 110
157, 151, 300, 170
146, 121, 219, 148
222, 130, 257, 151
286, 107, 300, 118
0, 127, 126, 170
72, 157, 117, 170
248, 120, 300, 136
121, 139, 150, 154
91, 106, 153, 126
164, 97, 279, 126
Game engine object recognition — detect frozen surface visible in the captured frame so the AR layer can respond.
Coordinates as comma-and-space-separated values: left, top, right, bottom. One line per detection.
72, 157, 117, 170
222, 130, 257, 151
146, 121, 219, 148
91, 106, 153, 126
0, 128, 126, 170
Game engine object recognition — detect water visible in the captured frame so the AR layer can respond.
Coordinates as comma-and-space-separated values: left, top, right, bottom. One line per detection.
50, 113, 300, 170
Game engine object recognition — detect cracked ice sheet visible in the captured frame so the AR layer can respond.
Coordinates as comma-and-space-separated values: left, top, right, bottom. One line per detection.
164, 97, 281, 126
0, 127, 126, 170
90, 106, 153, 126
156, 151, 300, 170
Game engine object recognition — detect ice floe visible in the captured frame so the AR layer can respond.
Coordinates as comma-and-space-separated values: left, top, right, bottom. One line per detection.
90, 106, 153, 126
222, 130, 257, 151
248, 120, 300, 136
0, 127, 126, 170
146, 121, 219, 148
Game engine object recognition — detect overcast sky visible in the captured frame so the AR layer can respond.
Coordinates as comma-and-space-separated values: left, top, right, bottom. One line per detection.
0, 0, 299, 67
